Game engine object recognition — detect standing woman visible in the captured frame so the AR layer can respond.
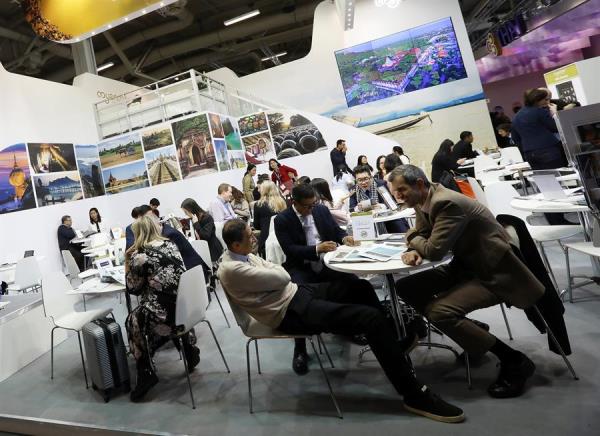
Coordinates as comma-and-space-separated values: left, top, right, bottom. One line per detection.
357, 155, 374, 173
242, 164, 257, 203
393, 146, 411, 165
374, 155, 387, 180
253, 181, 287, 257
88, 207, 106, 233
180, 198, 223, 262
511, 88, 567, 170
269, 158, 297, 195
125, 215, 200, 402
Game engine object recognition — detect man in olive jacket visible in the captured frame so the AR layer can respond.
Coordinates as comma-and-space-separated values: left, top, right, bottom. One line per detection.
389, 165, 544, 399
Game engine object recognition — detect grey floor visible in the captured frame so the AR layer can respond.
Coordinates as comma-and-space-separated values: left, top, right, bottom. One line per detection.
1, 239, 599, 436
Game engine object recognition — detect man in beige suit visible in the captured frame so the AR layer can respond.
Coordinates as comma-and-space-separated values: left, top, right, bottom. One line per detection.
389, 165, 544, 399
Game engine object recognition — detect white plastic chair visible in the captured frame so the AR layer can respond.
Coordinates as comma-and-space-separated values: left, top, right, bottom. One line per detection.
188, 239, 230, 327
213, 221, 226, 250
265, 215, 286, 265
222, 286, 341, 418
41, 271, 113, 389
62, 250, 83, 288
7, 256, 41, 293
484, 182, 583, 291
149, 266, 230, 409
499, 147, 524, 166
467, 177, 488, 208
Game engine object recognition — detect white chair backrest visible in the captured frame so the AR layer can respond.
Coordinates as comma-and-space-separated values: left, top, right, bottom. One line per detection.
222, 284, 253, 333
189, 239, 212, 266
14, 256, 42, 289
175, 266, 208, 332
500, 147, 524, 166
62, 250, 80, 276
265, 215, 286, 265
467, 177, 488, 207
483, 182, 530, 221
41, 271, 79, 321
214, 221, 226, 250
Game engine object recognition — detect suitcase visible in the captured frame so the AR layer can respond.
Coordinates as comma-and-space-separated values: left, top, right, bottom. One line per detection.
82, 317, 130, 402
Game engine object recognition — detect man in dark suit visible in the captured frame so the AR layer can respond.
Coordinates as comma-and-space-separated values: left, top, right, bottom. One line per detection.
57, 215, 85, 270
452, 131, 479, 160
349, 165, 408, 233
126, 205, 208, 273
329, 139, 351, 176
389, 165, 544, 399
275, 184, 361, 374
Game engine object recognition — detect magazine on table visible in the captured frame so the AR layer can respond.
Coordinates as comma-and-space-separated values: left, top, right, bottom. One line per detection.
328, 249, 377, 263
359, 245, 406, 262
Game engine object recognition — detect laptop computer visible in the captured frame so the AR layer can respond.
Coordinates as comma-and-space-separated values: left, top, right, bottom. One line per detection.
377, 186, 399, 211
532, 171, 567, 201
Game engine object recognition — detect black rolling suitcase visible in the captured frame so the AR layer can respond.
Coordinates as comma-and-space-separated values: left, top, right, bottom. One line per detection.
82, 317, 131, 402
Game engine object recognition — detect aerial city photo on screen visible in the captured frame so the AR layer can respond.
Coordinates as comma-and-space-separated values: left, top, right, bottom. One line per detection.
335, 17, 468, 108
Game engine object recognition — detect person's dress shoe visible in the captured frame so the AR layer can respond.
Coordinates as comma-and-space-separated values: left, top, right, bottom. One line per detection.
404, 385, 465, 423
130, 369, 159, 402
292, 352, 310, 375
185, 345, 201, 372
488, 352, 535, 398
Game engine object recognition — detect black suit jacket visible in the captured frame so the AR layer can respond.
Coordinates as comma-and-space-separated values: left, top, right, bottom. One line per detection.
57, 225, 76, 251
274, 205, 346, 272
452, 140, 478, 160
330, 148, 350, 176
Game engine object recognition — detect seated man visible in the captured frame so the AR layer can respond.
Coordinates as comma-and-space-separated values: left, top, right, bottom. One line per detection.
217, 219, 465, 423
209, 183, 237, 223
349, 164, 408, 233
452, 131, 479, 160
389, 165, 544, 398
275, 184, 363, 374
57, 215, 85, 270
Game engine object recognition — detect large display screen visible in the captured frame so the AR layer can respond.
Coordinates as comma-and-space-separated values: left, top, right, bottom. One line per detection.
334, 17, 468, 108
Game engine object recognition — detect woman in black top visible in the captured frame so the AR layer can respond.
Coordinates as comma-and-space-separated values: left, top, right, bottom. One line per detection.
431, 139, 466, 183
374, 155, 387, 180
252, 181, 287, 257
180, 198, 223, 261
357, 155, 374, 173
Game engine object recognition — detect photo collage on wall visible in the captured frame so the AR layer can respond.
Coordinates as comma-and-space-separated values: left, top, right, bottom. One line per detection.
27, 143, 84, 208
209, 113, 246, 171
98, 132, 149, 195
266, 111, 328, 160
141, 124, 181, 186
0, 110, 326, 215
238, 112, 277, 164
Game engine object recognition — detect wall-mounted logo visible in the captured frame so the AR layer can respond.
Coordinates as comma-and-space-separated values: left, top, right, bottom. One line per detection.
22, 0, 179, 43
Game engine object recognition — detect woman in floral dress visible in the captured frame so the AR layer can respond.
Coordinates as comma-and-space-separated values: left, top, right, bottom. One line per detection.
125, 215, 199, 402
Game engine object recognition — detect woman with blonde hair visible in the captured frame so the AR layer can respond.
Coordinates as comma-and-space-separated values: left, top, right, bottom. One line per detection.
253, 180, 287, 257
125, 215, 199, 402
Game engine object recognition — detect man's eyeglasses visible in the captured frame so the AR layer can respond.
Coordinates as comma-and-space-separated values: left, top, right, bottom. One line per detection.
297, 201, 316, 210
356, 176, 371, 183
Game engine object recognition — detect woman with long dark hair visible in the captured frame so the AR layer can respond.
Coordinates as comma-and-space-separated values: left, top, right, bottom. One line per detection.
268, 158, 297, 195
357, 155, 374, 173
88, 207, 106, 233
431, 139, 466, 183
374, 155, 387, 180
242, 164, 257, 203
311, 178, 349, 225
180, 198, 223, 261
331, 164, 355, 193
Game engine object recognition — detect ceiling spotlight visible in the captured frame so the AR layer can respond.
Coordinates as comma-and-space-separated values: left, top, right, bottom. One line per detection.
224, 9, 261, 26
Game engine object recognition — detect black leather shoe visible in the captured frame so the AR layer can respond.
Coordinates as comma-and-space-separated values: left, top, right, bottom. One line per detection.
404, 386, 465, 423
292, 352, 310, 375
488, 353, 535, 398
130, 369, 159, 402
185, 346, 201, 372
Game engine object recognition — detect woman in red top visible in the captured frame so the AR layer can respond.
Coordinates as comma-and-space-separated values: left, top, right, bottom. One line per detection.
269, 158, 298, 195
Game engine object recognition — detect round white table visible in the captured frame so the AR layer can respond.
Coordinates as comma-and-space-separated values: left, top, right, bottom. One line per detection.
324, 246, 448, 338
373, 208, 415, 224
